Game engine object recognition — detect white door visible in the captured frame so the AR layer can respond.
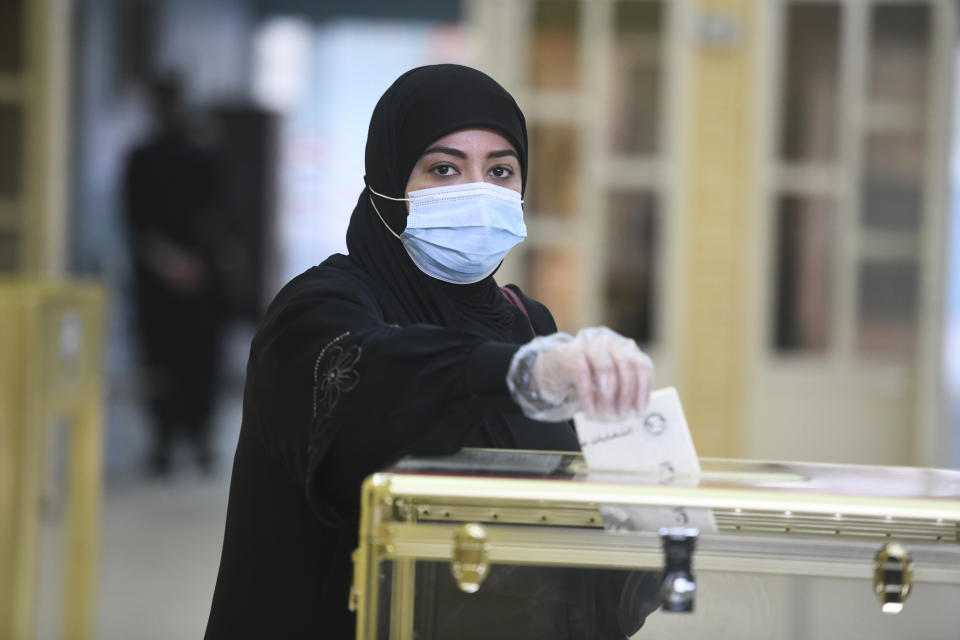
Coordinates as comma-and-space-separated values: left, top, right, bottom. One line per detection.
745, 0, 955, 466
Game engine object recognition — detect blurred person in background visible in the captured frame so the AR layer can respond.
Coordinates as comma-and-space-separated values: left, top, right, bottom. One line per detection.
123, 73, 227, 476
206, 64, 656, 638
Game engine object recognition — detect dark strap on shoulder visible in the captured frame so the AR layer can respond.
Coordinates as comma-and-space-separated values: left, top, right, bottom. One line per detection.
500, 286, 536, 337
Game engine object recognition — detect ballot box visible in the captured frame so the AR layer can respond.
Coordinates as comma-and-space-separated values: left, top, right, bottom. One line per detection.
351, 448, 960, 639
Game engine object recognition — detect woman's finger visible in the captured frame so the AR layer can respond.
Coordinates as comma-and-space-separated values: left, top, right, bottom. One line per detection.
614, 351, 637, 415
572, 350, 595, 414
585, 345, 618, 416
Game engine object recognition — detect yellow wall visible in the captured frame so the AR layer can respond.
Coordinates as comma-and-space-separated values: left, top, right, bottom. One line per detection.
680, 0, 757, 457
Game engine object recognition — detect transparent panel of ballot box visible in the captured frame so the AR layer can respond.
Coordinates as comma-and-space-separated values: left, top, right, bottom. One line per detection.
351, 449, 960, 640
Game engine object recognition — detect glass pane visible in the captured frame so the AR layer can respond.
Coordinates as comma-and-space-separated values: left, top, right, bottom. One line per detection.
773, 195, 834, 352
525, 247, 579, 332
530, 0, 579, 90
870, 5, 930, 103
0, 103, 23, 198
610, 1, 663, 155
373, 559, 395, 640
779, 4, 841, 162
372, 559, 960, 639
0, 231, 18, 271
857, 260, 918, 360
527, 124, 579, 217
0, 0, 24, 72
862, 132, 924, 231
605, 191, 658, 345
412, 561, 659, 640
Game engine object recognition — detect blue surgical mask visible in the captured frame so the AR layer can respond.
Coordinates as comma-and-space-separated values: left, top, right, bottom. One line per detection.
368, 182, 526, 284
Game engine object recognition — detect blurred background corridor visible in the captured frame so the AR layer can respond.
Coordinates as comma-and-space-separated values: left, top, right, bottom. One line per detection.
2, 0, 960, 638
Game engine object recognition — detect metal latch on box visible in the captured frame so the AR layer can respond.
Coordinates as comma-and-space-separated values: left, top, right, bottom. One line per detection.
660, 527, 698, 613
451, 523, 491, 594
874, 542, 913, 614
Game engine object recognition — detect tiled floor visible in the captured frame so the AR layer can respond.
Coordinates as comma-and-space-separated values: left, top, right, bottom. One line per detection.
90, 314, 251, 639
98, 470, 234, 639
95, 391, 241, 640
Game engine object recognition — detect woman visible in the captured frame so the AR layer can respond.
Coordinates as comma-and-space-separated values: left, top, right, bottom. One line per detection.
205, 64, 654, 639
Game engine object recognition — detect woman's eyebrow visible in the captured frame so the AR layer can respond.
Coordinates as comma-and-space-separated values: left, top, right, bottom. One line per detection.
421, 146, 467, 159
487, 149, 518, 160
420, 146, 519, 161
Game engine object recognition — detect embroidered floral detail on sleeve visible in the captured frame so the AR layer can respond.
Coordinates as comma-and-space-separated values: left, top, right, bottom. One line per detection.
313, 332, 362, 418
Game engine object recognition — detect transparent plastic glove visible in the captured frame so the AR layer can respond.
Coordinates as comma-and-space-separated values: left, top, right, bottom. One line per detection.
506, 326, 654, 422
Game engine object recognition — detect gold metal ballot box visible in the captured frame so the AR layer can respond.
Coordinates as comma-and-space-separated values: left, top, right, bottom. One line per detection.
350, 449, 960, 639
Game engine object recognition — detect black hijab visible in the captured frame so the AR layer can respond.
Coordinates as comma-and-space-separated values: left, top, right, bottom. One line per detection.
345, 64, 530, 338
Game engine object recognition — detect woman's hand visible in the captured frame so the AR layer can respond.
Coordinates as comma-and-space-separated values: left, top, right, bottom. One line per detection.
506, 327, 654, 422
537, 327, 653, 416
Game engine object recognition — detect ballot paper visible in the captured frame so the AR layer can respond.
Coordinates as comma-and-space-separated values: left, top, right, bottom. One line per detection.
574, 387, 717, 533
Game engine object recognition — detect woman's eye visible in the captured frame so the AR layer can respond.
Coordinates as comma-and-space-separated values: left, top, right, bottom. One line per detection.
490, 166, 514, 179
432, 164, 457, 176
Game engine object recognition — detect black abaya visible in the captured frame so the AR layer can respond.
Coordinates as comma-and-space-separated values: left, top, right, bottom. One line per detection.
206, 65, 634, 639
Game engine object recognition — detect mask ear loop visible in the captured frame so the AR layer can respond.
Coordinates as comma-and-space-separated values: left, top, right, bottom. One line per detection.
367, 185, 405, 240
367, 184, 409, 202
